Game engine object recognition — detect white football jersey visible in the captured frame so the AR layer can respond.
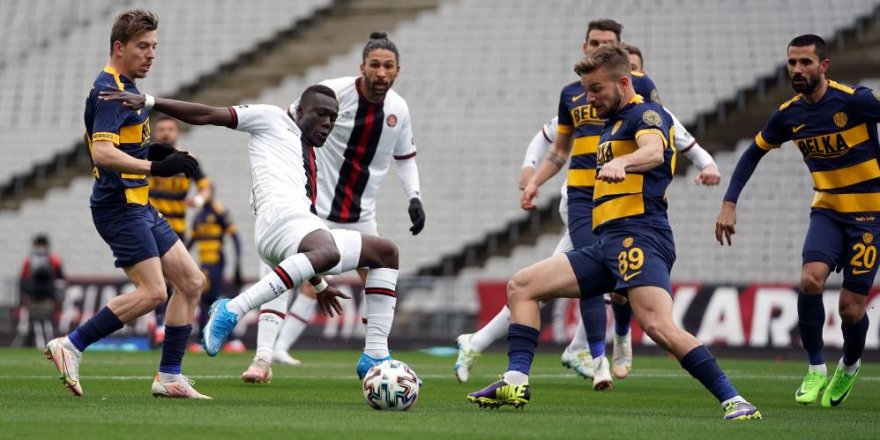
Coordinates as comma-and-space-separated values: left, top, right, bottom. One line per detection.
229, 104, 317, 216
313, 76, 416, 223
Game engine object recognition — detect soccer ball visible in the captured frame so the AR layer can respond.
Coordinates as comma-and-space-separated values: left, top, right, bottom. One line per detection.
362, 359, 420, 410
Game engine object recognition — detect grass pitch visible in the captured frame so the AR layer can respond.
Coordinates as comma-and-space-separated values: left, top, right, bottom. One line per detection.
1, 348, 877, 439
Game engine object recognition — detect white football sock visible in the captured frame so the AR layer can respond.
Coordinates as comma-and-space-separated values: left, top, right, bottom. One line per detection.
363, 268, 398, 359
470, 306, 511, 352
503, 370, 529, 386
275, 293, 317, 353
228, 254, 314, 316
808, 363, 828, 375
840, 358, 860, 375
254, 291, 290, 362
566, 315, 589, 352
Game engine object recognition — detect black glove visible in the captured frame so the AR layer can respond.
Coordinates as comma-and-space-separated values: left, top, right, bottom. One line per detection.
147, 142, 177, 161
408, 197, 425, 235
150, 152, 198, 177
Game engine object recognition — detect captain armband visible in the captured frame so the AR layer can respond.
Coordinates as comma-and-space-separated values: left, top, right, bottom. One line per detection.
545, 151, 567, 168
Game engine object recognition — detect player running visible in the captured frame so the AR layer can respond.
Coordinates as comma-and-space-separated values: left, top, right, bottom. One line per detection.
242, 32, 424, 382
467, 46, 761, 421
716, 34, 880, 408
45, 9, 210, 399
455, 20, 721, 388
101, 83, 404, 379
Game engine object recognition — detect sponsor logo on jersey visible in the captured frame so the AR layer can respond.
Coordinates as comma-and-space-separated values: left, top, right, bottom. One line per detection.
792, 124, 806, 133
612, 120, 623, 135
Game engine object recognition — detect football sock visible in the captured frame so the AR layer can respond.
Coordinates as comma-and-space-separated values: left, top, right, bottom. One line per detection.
808, 364, 828, 375
470, 306, 511, 352
841, 314, 868, 367
840, 358, 860, 375
68, 306, 125, 352
228, 254, 314, 316
507, 323, 540, 375
566, 315, 589, 352
255, 291, 289, 361
797, 291, 825, 366
612, 301, 633, 337
158, 324, 191, 375
363, 268, 399, 359
680, 345, 738, 403
580, 295, 606, 358
276, 294, 318, 352
503, 370, 529, 386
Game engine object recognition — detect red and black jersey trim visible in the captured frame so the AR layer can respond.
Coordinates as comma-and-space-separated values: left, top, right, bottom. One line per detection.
365, 287, 396, 297
393, 151, 417, 160
301, 140, 318, 214
327, 78, 384, 223
226, 107, 239, 129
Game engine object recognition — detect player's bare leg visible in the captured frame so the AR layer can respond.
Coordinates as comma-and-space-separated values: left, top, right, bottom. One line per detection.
468, 255, 581, 408
152, 242, 210, 399
628, 286, 760, 420
46, 257, 169, 397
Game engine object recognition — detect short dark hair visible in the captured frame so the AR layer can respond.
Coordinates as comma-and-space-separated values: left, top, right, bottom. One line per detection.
153, 114, 178, 126
33, 234, 49, 247
586, 19, 623, 42
574, 45, 631, 78
788, 34, 828, 60
362, 31, 399, 63
110, 9, 159, 54
620, 42, 643, 68
300, 84, 337, 106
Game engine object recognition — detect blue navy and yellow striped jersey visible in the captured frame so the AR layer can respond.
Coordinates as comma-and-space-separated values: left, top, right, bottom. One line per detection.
190, 201, 237, 266
593, 95, 675, 231
756, 81, 880, 215
84, 65, 151, 207
148, 167, 210, 235
557, 73, 659, 199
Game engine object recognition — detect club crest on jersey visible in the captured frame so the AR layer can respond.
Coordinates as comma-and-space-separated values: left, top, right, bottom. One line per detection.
623, 237, 634, 248
642, 110, 662, 127
833, 112, 848, 128
863, 232, 873, 244
386, 114, 398, 127
612, 120, 623, 135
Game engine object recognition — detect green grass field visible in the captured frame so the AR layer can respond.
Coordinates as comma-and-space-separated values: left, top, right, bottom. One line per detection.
1, 348, 877, 439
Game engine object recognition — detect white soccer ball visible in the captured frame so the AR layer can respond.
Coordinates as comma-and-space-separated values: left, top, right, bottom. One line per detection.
362, 359, 420, 411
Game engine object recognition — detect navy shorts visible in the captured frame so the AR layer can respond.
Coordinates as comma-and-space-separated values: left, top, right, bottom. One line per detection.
567, 192, 599, 249
566, 224, 676, 298
802, 209, 880, 295
92, 204, 179, 268
201, 263, 225, 303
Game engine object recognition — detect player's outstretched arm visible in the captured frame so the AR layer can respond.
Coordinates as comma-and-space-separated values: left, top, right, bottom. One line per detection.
99, 87, 233, 127
714, 142, 769, 246
519, 120, 555, 190
522, 130, 571, 210
665, 107, 721, 185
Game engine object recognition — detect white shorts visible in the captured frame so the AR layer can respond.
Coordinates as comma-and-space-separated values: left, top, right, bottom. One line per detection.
553, 228, 573, 256
322, 217, 379, 236
255, 206, 362, 275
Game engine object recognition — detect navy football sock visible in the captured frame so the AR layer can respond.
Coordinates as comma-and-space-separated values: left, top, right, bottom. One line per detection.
507, 324, 540, 375
680, 345, 738, 403
68, 306, 124, 352
797, 291, 825, 365
841, 314, 868, 366
611, 301, 633, 337
580, 296, 606, 357
159, 325, 192, 375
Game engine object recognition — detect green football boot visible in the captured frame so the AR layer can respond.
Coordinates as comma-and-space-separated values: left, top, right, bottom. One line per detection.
794, 370, 828, 404
821, 360, 859, 407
